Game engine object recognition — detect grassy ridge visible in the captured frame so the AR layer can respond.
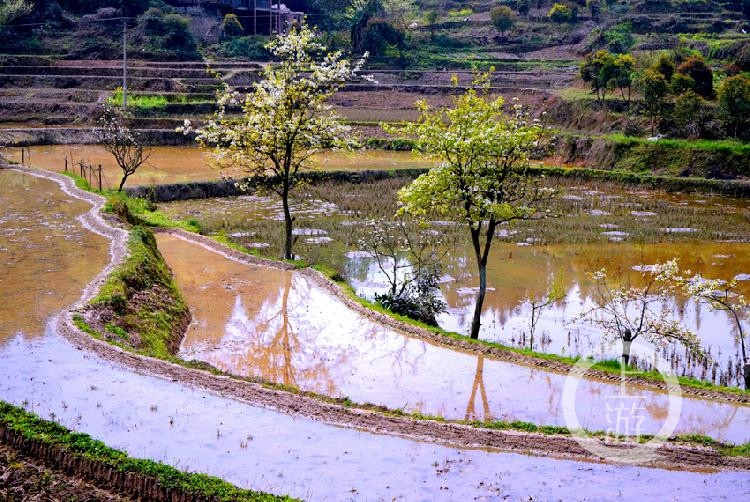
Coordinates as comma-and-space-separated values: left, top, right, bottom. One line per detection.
0, 401, 295, 501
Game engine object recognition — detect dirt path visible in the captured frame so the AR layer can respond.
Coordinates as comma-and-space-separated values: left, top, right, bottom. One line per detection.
1, 161, 749, 474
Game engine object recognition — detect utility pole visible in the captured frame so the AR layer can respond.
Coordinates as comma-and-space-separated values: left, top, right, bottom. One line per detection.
122, 19, 128, 111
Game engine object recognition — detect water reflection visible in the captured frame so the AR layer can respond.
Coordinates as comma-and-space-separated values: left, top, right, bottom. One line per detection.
158, 233, 750, 443
349, 241, 750, 386
0, 170, 108, 343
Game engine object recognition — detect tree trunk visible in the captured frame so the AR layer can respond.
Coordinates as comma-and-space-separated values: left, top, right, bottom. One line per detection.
470, 261, 487, 339
621, 332, 633, 367
744, 363, 750, 390
282, 188, 293, 260
118, 174, 127, 192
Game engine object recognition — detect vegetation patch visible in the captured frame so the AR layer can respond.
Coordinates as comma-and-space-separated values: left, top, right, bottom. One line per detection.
80, 222, 190, 359
0, 401, 294, 501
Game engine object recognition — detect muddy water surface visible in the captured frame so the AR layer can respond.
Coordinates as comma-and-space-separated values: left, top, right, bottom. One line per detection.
351, 240, 750, 386
0, 169, 108, 342
6, 145, 435, 186
158, 233, 750, 443
4, 330, 749, 501
159, 181, 750, 386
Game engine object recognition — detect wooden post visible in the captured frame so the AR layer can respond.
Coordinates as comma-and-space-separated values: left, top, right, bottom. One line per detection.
98, 164, 102, 191
80, 162, 84, 178
21, 148, 24, 165
64, 157, 68, 173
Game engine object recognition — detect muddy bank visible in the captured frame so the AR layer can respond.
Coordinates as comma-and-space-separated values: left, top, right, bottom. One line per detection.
126, 169, 427, 202
556, 135, 750, 180
0, 127, 195, 147
0, 442, 130, 501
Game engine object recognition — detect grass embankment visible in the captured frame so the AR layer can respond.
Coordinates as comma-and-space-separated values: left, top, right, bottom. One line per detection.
556, 132, 750, 180
107, 90, 213, 112
0, 401, 295, 501
70, 191, 193, 360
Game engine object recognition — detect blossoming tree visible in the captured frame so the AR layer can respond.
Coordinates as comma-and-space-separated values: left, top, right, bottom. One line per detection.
678, 273, 749, 388
388, 74, 553, 339
186, 24, 367, 259
578, 260, 704, 367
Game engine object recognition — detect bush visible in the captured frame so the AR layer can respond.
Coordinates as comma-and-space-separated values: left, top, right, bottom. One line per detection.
359, 18, 404, 56
677, 56, 714, 99
222, 13, 244, 38
718, 74, 750, 140
672, 90, 716, 139
548, 3, 576, 23
517, 0, 530, 15
603, 22, 633, 54
490, 6, 516, 35
653, 54, 675, 82
670, 72, 695, 95
218, 36, 271, 60
375, 269, 447, 327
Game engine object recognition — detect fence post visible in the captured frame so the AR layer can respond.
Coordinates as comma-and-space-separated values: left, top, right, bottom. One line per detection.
21, 148, 24, 165
64, 157, 68, 173
98, 165, 102, 191
80, 162, 84, 178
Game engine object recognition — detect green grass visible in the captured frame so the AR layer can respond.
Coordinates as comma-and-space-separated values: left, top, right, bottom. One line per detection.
0, 401, 295, 501
90, 225, 189, 360
602, 133, 750, 155
107, 89, 212, 111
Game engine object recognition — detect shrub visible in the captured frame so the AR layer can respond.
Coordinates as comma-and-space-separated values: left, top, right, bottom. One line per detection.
490, 6, 516, 35
718, 74, 750, 140
222, 13, 244, 38
548, 3, 576, 23
672, 91, 713, 139
375, 269, 447, 327
603, 22, 633, 54
517, 0, 530, 15
670, 72, 695, 95
219, 36, 270, 60
653, 54, 675, 82
677, 56, 714, 99
359, 18, 404, 56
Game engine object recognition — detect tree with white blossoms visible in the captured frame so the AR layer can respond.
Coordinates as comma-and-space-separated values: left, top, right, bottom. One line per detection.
677, 273, 749, 388
184, 23, 367, 259
0, 0, 32, 26
387, 73, 553, 339
578, 260, 705, 367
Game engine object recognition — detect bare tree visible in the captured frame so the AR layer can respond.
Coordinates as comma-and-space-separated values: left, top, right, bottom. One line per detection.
96, 105, 152, 192
526, 279, 565, 350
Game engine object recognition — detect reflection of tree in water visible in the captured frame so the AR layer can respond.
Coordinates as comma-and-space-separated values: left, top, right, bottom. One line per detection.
219, 273, 352, 396
465, 356, 490, 421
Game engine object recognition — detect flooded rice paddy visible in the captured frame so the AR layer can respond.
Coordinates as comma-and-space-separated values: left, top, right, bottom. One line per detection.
3, 169, 747, 499
5, 330, 749, 500
0, 169, 108, 342
158, 233, 750, 443
159, 178, 750, 387
5, 145, 436, 187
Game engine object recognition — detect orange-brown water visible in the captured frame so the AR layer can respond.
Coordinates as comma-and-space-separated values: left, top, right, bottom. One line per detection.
157, 233, 750, 442
5, 145, 436, 187
0, 169, 109, 342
